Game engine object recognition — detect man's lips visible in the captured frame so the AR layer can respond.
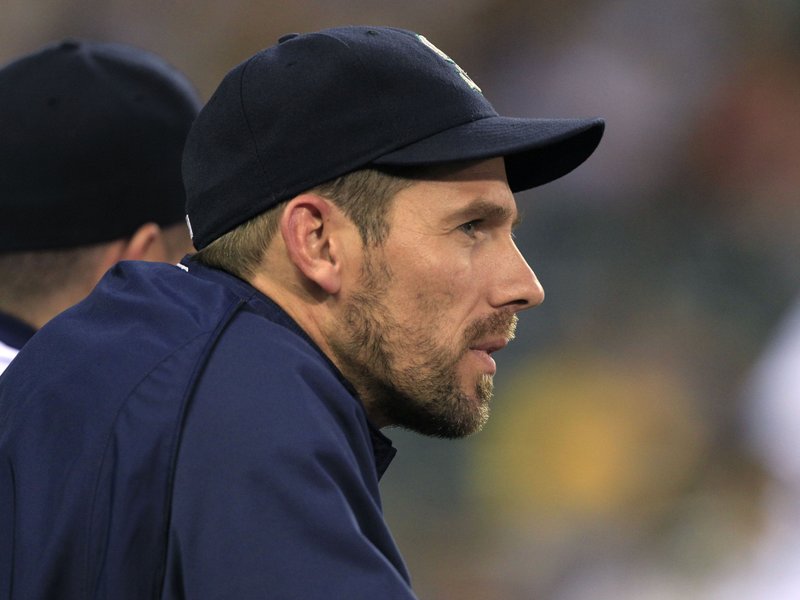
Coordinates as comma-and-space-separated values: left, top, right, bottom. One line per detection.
471, 338, 509, 354
468, 338, 509, 375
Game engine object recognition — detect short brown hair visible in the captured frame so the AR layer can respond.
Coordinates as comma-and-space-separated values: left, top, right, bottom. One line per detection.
193, 167, 416, 280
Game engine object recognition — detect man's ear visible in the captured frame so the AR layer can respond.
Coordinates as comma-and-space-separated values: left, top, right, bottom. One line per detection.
86, 223, 167, 286
122, 222, 167, 262
281, 194, 342, 295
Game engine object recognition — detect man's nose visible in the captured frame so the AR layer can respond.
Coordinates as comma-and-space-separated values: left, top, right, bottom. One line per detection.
489, 241, 545, 311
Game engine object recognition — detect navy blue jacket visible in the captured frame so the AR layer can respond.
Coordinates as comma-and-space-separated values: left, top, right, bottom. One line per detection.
0, 259, 415, 599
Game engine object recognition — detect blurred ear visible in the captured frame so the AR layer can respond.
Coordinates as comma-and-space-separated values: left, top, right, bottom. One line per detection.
85, 223, 167, 284
280, 194, 342, 295
122, 222, 167, 262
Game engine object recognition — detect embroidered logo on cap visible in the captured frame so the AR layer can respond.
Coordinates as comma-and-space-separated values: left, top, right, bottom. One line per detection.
416, 34, 482, 94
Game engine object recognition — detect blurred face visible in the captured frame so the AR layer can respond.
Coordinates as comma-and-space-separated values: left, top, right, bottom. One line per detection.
328, 158, 544, 438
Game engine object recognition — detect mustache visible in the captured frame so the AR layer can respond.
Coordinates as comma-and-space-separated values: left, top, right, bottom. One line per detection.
465, 311, 518, 347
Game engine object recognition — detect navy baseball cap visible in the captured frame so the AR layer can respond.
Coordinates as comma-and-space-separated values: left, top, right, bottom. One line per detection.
0, 39, 200, 252
184, 26, 604, 250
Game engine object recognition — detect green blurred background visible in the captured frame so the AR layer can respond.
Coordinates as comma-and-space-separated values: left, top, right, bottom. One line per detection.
4, 1, 800, 598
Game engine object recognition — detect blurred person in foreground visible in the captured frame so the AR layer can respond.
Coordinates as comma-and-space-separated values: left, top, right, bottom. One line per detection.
0, 27, 603, 599
0, 39, 199, 374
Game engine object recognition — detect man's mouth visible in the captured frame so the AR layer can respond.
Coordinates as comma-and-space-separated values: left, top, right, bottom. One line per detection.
470, 338, 508, 355
468, 338, 509, 375
464, 313, 518, 375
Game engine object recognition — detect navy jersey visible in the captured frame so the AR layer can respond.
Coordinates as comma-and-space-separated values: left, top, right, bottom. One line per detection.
0, 258, 415, 599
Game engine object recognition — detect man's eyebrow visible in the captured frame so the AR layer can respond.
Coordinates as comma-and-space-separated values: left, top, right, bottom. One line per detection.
451, 199, 521, 227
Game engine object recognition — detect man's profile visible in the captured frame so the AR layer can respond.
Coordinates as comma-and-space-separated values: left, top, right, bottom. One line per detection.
0, 27, 603, 599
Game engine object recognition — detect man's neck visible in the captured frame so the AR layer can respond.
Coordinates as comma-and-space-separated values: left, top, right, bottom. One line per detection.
248, 271, 335, 364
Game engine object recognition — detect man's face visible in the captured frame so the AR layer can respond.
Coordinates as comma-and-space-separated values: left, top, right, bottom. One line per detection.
329, 158, 544, 438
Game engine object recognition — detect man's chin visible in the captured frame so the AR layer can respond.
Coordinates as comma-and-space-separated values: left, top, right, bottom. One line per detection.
382, 390, 490, 439
425, 391, 492, 439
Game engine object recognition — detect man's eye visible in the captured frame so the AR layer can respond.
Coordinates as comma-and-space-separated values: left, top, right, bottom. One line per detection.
458, 220, 481, 237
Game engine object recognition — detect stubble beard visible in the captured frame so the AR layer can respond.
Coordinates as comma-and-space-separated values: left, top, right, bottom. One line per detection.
328, 253, 517, 439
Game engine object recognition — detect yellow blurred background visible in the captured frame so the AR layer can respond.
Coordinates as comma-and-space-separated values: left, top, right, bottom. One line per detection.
4, 1, 800, 598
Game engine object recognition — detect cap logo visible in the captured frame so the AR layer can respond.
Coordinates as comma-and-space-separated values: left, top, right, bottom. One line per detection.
416, 34, 482, 94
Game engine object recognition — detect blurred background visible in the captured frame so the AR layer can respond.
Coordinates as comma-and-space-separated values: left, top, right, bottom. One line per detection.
3, 1, 800, 598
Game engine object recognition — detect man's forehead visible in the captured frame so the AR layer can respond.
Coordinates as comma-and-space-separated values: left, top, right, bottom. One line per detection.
382, 158, 517, 221
432, 156, 508, 182
396, 157, 511, 199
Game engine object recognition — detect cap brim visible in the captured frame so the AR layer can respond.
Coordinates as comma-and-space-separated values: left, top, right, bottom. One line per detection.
372, 116, 604, 192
